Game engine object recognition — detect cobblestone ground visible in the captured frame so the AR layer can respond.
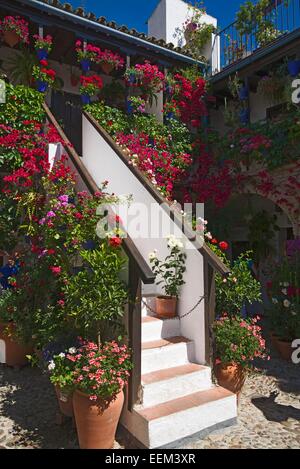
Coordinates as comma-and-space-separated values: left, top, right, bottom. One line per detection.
0, 349, 299, 449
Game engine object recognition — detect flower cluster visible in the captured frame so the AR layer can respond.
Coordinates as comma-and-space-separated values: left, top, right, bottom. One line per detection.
97, 49, 125, 70
33, 34, 53, 53
213, 314, 269, 368
79, 75, 103, 97
116, 132, 192, 199
0, 16, 29, 44
69, 340, 132, 401
32, 63, 56, 86
125, 61, 165, 97
170, 74, 207, 128
75, 40, 101, 62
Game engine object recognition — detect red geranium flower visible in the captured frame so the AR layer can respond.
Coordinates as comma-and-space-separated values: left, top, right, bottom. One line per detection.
109, 237, 122, 248
219, 241, 229, 251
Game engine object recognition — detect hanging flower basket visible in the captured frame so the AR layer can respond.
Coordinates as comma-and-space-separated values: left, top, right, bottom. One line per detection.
287, 60, 300, 77
238, 85, 249, 101
239, 108, 250, 125
97, 50, 124, 75
37, 49, 48, 60
34, 35, 53, 60
0, 16, 29, 47
79, 75, 103, 104
101, 62, 114, 75
81, 93, 91, 105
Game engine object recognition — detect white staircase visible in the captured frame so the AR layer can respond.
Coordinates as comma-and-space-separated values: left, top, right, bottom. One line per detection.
121, 296, 237, 448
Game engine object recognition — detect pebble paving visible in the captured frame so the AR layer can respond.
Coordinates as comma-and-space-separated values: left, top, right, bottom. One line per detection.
0, 347, 299, 449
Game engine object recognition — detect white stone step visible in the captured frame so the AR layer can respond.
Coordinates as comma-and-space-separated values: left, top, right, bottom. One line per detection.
141, 336, 195, 374
142, 295, 156, 317
121, 387, 237, 448
140, 363, 212, 407
142, 316, 180, 342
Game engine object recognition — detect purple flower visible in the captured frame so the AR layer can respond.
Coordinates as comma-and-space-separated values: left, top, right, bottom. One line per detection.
58, 195, 69, 203
47, 211, 56, 218
39, 218, 46, 225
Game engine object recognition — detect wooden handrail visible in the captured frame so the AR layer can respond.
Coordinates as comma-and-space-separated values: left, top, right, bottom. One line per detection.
84, 110, 231, 277
43, 103, 155, 285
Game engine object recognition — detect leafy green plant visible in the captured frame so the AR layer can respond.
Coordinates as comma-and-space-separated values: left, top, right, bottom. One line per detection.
149, 235, 186, 298
0, 84, 45, 127
247, 210, 279, 265
48, 349, 77, 393
4, 49, 37, 86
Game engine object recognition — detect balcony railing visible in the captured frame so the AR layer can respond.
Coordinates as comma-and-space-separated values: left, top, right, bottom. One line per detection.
212, 0, 300, 74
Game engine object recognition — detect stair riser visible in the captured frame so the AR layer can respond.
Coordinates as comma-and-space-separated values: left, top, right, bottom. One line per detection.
142, 319, 180, 342
141, 370, 212, 407
142, 342, 194, 374
142, 297, 156, 317
137, 395, 237, 449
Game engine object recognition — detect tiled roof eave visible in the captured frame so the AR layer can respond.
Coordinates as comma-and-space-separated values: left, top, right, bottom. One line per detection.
12, 0, 206, 67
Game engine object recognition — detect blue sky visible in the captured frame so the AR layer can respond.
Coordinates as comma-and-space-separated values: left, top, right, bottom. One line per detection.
71, 1, 247, 32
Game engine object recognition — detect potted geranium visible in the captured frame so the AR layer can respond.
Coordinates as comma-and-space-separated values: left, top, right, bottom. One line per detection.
75, 40, 100, 72
97, 49, 125, 75
0, 16, 29, 48
48, 348, 77, 417
32, 63, 56, 93
213, 314, 268, 403
79, 74, 103, 104
71, 339, 132, 449
33, 34, 53, 60
149, 235, 186, 318
125, 61, 165, 106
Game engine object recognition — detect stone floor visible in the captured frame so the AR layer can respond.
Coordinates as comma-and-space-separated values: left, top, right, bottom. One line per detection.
0, 350, 299, 449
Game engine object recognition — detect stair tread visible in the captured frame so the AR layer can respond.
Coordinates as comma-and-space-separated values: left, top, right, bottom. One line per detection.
142, 316, 161, 323
136, 387, 234, 421
142, 363, 208, 385
142, 336, 190, 350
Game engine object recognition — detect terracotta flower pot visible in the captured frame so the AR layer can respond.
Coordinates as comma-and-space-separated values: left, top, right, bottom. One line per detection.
3, 30, 20, 48
73, 390, 124, 449
101, 62, 114, 75
155, 296, 177, 319
55, 385, 74, 417
214, 363, 246, 405
276, 339, 294, 361
0, 322, 33, 367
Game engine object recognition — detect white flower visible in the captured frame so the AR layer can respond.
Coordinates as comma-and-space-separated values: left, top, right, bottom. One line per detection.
272, 298, 279, 304
166, 235, 184, 250
281, 288, 287, 296
205, 232, 212, 240
283, 299, 291, 308
149, 251, 158, 261
48, 361, 55, 371
68, 347, 76, 354
58, 353, 65, 359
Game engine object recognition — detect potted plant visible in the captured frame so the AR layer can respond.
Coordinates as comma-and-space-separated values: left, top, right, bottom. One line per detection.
32, 63, 56, 93
33, 34, 53, 60
287, 59, 300, 77
125, 62, 165, 106
71, 339, 132, 449
0, 16, 29, 48
79, 74, 103, 104
213, 314, 268, 403
96, 49, 125, 75
48, 348, 77, 417
75, 40, 100, 72
149, 235, 186, 318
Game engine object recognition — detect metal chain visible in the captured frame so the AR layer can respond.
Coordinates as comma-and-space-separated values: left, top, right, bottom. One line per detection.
141, 294, 206, 321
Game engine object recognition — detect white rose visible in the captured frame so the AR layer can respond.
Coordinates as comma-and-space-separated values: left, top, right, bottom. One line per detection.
48, 361, 55, 371
68, 347, 76, 354
149, 251, 158, 261
58, 353, 65, 358
283, 299, 291, 308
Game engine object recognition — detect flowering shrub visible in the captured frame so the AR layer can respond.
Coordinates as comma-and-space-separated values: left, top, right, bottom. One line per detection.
268, 254, 300, 341
97, 49, 125, 70
116, 132, 192, 199
75, 40, 100, 62
213, 314, 268, 368
79, 75, 103, 97
0, 16, 29, 44
71, 340, 133, 401
33, 34, 53, 53
32, 64, 56, 86
149, 235, 186, 298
